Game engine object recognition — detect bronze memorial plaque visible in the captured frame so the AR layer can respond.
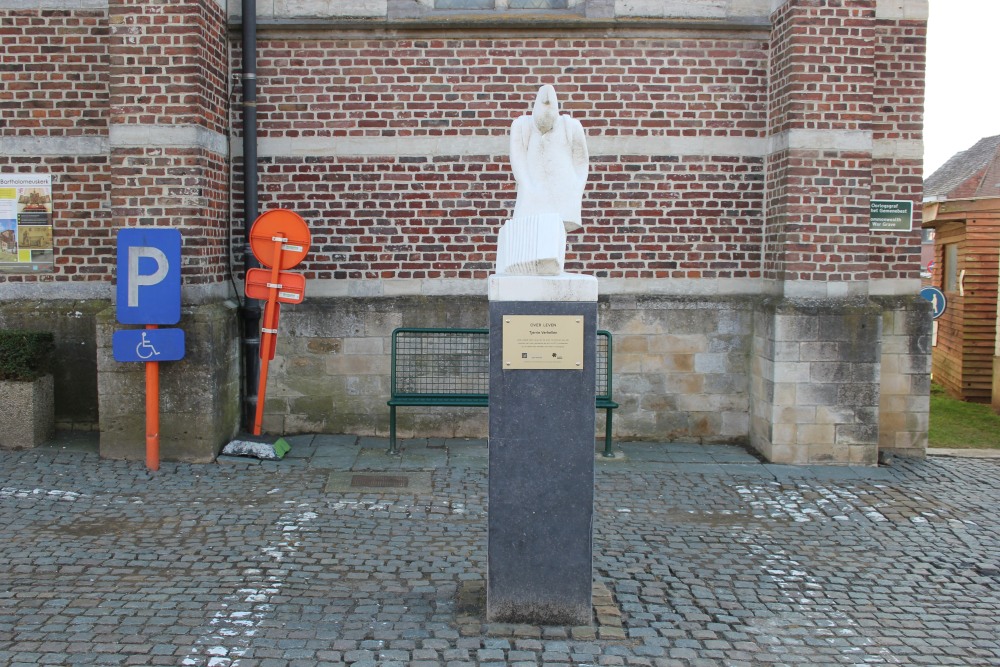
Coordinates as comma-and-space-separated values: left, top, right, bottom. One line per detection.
502, 315, 584, 370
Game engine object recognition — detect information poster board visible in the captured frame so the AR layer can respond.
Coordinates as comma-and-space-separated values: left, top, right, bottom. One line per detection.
0, 174, 54, 273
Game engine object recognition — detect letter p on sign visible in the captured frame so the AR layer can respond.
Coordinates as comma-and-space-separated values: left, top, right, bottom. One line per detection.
117, 228, 182, 325
128, 246, 169, 307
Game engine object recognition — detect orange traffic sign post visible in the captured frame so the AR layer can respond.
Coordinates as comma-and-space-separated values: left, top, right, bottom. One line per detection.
113, 229, 185, 472
246, 209, 310, 436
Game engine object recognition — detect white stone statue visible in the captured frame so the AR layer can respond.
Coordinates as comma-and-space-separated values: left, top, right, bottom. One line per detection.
495, 85, 589, 276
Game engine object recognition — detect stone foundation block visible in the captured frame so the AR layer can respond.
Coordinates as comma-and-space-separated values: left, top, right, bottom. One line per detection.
0, 375, 54, 449
96, 300, 240, 463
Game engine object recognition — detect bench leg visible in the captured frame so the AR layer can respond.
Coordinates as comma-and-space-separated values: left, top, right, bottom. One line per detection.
388, 405, 399, 455
602, 407, 615, 458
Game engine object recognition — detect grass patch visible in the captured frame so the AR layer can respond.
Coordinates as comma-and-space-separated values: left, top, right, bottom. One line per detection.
929, 383, 1000, 449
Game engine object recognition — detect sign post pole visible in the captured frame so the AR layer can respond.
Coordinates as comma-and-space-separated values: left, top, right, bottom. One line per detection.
145, 325, 160, 471
253, 236, 285, 436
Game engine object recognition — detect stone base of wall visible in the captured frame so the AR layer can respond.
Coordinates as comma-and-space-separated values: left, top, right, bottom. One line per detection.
751, 297, 883, 465
746, 295, 931, 465
267, 294, 757, 444
264, 293, 929, 462
599, 295, 755, 445
0, 299, 106, 431
2, 292, 929, 464
878, 296, 931, 458
96, 300, 241, 463
264, 295, 489, 437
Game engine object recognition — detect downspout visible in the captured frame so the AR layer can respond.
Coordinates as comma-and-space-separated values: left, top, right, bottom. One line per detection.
240, 0, 261, 431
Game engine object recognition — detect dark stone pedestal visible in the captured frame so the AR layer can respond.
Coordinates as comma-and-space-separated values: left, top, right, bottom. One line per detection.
487, 300, 596, 625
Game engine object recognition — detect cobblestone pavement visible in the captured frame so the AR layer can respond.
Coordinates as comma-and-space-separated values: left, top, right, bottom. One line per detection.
1, 435, 999, 666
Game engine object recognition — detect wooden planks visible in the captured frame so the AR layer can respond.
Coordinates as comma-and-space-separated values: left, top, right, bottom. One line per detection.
925, 201, 1000, 402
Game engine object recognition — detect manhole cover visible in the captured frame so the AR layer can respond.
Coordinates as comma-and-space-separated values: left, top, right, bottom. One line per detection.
351, 474, 409, 488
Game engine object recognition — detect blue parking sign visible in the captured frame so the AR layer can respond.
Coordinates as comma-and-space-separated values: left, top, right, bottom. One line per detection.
116, 228, 182, 325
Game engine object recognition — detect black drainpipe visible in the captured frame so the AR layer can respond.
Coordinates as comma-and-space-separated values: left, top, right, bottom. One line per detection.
240, 0, 261, 431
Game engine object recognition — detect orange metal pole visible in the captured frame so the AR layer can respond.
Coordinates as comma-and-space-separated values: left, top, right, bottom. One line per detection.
252, 304, 273, 436
252, 237, 285, 436
145, 324, 160, 471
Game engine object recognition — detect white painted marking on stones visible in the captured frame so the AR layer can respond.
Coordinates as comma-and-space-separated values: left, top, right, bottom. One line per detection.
184, 502, 318, 666
0, 487, 88, 501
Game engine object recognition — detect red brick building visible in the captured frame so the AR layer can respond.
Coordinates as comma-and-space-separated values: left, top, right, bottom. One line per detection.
0, 0, 930, 464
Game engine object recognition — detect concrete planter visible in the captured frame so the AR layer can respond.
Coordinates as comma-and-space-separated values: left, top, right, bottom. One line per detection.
0, 374, 54, 449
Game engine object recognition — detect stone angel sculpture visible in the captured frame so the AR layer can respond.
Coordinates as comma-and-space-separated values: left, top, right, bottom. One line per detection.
495, 85, 590, 276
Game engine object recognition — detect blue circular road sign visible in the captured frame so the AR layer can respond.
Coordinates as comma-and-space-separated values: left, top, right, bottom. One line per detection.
920, 286, 946, 319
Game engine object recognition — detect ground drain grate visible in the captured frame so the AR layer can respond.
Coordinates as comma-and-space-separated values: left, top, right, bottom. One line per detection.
325, 471, 433, 494
350, 474, 409, 489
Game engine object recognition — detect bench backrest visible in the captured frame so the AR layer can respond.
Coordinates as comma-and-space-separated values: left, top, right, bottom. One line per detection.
390, 328, 613, 400
391, 328, 490, 398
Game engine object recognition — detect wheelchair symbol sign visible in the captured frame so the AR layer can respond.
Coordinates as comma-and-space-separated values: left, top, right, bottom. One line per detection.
112, 328, 186, 363
136, 331, 159, 359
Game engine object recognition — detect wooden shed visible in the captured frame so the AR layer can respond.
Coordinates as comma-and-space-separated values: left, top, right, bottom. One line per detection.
923, 135, 1000, 403
923, 197, 1000, 402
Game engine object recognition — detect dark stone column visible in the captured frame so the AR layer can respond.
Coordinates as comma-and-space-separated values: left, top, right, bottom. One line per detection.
487, 300, 596, 625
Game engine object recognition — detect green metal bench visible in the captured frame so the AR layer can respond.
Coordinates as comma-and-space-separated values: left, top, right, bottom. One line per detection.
387, 327, 618, 456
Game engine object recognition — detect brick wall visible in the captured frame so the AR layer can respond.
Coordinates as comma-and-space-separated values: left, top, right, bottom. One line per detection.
765, 0, 877, 287
108, 0, 231, 285
109, 146, 229, 284
761, 1, 925, 290
0, 156, 113, 283
0, 1, 232, 288
239, 38, 767, 138
108, 0, 228, 134
870, 15, 925, 281
2, 5, 926, 292
241, 153, 765, 281
768, 1, 876, 135
0, 9, 108, 138
232, 36, 768, 281
0, 8, 113, 284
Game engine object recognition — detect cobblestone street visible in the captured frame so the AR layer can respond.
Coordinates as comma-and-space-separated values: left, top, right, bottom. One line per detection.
1, 436, 998, 666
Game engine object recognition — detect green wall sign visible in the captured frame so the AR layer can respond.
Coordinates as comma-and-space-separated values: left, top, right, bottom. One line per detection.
870, 200, 913, 232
